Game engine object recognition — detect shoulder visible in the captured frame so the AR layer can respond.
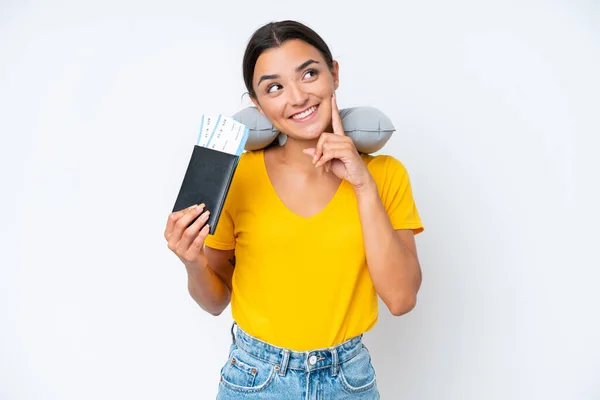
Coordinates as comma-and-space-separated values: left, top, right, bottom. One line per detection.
220, 150, 264, 213
360, 153, 409, 183
231, 150, 263, 181
227, 149, 266, 197
238, 149, 262, 169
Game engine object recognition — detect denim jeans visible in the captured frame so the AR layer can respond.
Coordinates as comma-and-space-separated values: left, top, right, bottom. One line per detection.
216, 323, 380, 399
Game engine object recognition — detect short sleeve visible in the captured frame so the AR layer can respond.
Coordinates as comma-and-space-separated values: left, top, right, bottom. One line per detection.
204, 199, 236, 250
203, 151, 256, 251
369, 155, 424, 234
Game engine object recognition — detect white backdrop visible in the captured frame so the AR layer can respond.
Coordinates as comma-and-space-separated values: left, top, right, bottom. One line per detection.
1, 1, 599, 399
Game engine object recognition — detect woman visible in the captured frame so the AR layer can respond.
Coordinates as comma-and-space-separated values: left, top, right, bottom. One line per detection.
164, 20, 424, 399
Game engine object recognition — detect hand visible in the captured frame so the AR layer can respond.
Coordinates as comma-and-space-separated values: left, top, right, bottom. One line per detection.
303, 95, 373, 189
164, 204, 211, 268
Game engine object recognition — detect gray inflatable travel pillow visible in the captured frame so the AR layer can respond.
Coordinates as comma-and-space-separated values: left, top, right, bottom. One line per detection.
232, 106, 395, 154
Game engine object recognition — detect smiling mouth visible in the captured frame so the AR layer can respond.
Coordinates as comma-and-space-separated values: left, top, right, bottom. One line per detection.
290, 105, 318, 120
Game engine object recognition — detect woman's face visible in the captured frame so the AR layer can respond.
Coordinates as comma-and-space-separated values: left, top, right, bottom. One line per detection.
251, 39, 339, 141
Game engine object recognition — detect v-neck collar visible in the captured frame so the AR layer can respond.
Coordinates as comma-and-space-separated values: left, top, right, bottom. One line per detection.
258, 149, 345, 221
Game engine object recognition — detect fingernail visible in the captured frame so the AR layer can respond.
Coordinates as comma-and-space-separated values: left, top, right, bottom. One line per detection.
196, 203, 205, 211
202, 210, 210, 219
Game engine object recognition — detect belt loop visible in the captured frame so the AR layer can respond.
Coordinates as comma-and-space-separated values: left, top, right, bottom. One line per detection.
331, 347, 339, 377
230, 322, 237, 345
278, 349, 290, 377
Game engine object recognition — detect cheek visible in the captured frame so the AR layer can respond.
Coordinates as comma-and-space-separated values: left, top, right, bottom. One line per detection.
316, 75, 336, 95
258, 97, 285, 119
257, 98, 289, 131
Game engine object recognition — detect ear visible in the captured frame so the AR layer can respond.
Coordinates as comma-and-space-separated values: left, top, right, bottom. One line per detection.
332, 60, 340, 90
250, 96, 265, 116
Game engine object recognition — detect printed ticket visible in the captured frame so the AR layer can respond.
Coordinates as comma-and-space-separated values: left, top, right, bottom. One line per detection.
202, 114, 248, 156
197, 115, 219, 147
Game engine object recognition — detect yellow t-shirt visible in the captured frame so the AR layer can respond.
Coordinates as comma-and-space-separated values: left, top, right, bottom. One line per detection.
204, 149, 423, 351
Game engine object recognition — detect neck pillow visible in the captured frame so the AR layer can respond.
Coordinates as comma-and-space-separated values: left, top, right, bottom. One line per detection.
232, 106, 395, 154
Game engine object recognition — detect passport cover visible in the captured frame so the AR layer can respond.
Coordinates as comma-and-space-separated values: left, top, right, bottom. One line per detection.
172, 145, 240, 235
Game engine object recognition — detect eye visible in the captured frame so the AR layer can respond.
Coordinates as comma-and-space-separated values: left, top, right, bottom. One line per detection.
303, 69, 318, 80
267, 83, 282, 94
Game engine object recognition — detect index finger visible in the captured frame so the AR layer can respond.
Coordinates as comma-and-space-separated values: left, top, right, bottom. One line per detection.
331, 94, 345, 136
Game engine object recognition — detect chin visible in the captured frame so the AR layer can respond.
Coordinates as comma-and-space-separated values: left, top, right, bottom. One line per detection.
292, 126, 325, 140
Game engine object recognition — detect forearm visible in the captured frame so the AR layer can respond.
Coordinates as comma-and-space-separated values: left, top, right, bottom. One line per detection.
185, 263, 231, 316
355, 179, 422, 315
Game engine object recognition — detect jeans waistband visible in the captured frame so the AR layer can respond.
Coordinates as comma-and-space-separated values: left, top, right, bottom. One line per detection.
230, 323, 364, 376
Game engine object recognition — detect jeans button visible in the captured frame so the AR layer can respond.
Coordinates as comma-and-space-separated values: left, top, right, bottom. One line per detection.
309, 355, 317, 365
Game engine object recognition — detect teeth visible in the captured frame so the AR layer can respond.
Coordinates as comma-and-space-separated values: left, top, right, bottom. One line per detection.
292, 106, 316, 120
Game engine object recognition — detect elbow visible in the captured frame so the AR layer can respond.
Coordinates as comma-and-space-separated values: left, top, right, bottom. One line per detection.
208, 308, 225, 317
388, 295, 417, 316
188, 290, 230, 317
202, 302, 228, 317
206, 299, 231, 317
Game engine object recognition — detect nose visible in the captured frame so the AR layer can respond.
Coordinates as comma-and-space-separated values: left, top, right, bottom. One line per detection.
288, 82, 309, 107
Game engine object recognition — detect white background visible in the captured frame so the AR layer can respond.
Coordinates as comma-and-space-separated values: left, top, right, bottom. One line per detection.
1, 0, 599, 399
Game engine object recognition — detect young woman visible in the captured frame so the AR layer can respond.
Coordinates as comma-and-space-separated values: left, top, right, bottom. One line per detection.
164, 20, 424, 399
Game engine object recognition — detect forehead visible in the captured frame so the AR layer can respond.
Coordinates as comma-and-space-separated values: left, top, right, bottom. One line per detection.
253, 39, 325, 78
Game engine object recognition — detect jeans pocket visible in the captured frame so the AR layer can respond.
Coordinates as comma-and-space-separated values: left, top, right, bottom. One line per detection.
339, 345, 378, 393
219, 347, 276, 393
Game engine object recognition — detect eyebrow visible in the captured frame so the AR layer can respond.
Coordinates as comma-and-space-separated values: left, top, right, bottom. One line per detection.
257, 59, 320, 87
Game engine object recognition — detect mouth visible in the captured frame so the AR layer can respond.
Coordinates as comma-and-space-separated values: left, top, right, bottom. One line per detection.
289, 105, 319, 122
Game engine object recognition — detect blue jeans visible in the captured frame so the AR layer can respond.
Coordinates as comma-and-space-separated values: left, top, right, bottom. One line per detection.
217, 323, 380, 399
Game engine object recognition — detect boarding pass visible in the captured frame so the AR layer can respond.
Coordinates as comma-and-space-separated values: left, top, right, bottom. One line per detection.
197, 114, 248, 157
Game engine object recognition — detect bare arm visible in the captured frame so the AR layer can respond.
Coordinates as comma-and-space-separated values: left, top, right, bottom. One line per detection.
164, 204, 234, 316
355, 180, 422, 316
307, 95, 422, 316
187, 246, 235, 316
